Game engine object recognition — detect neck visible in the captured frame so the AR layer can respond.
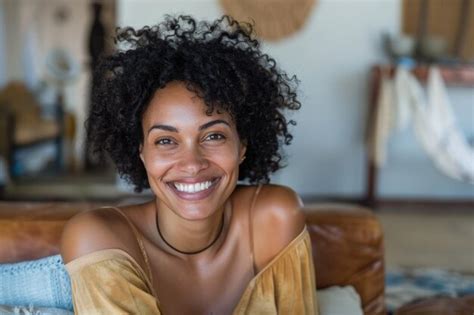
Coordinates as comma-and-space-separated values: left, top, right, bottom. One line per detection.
155, 200, 228, 256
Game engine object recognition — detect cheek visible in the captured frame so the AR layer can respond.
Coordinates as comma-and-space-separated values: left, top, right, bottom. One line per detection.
215, 155, 238, 171
142, 151, 173, 176
206, 146, 241, 173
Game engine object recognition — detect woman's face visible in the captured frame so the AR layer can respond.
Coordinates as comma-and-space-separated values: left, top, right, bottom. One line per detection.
140, 81, 246, 221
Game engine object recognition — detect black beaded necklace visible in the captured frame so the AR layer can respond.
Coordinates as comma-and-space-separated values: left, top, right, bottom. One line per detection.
156, 205, 226, 255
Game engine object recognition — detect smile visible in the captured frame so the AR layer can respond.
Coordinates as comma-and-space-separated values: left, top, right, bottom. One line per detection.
173, 179, 216, 193
167, 177, 220, 200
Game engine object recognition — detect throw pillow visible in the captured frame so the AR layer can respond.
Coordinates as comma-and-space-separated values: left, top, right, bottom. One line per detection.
317, 285, 364, 315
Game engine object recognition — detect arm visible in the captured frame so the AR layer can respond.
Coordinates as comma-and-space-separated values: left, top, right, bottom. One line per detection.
252, 184, 307, 271
60, 210, 160, 314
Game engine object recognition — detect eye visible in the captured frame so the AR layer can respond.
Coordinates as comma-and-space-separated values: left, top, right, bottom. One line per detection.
204, 133, 226, 141
155, 138, 175, 146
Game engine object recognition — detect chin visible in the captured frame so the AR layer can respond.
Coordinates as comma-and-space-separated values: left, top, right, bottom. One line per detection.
175, 205, 217, 221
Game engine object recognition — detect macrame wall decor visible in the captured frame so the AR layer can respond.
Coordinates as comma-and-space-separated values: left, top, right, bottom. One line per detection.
219, 0, 317, 41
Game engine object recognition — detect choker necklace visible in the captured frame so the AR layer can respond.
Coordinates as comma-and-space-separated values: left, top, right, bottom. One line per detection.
156, 206, 226, 255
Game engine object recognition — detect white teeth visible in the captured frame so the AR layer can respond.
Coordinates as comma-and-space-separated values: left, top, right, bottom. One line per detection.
173, 180, 213, 193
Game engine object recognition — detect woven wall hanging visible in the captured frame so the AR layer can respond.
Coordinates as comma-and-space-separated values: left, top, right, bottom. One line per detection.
219, 0, 317, 41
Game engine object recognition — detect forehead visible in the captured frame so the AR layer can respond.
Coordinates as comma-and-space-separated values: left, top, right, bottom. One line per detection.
142, 81, 231, 126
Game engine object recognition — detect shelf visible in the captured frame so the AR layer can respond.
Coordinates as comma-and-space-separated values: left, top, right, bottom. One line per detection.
374, 64, 474, 86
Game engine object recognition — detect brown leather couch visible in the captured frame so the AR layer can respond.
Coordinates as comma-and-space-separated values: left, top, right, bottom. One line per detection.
0, 201, 385, 315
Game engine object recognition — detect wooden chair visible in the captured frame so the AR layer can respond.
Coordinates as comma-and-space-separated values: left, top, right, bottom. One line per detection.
0, 82, 64, 179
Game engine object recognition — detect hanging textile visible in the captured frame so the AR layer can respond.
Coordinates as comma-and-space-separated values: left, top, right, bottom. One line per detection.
370, 65, 474, 184
408, 67, 474, 184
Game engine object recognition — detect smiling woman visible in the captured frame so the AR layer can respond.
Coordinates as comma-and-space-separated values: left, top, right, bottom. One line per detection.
60, 15, 318, 315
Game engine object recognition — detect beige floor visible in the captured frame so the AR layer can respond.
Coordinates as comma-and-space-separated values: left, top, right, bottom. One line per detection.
376, 206, 474, 273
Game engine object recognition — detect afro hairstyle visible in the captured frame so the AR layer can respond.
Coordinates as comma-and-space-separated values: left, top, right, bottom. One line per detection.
87, 15, 301, 192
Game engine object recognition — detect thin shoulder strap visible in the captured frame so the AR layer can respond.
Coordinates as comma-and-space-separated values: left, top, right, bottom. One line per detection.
248, 184, 263, 276
104, 206, 153, 285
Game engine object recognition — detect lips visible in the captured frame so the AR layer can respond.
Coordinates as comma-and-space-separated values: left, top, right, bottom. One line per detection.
167, 177, 221, 201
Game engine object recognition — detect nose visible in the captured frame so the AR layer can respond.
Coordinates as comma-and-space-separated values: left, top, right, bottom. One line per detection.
177, 146, 209, 175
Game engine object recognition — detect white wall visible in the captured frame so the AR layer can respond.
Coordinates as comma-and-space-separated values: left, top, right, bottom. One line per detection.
118, 0, 473, 199
1, 0, 23, 83
0, 1, 7, 87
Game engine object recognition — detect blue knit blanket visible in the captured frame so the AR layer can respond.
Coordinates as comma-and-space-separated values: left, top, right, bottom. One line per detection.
0, 255, 73, 311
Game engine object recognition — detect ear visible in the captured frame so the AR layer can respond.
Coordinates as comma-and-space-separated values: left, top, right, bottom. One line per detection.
239, 139, 247, 164
139, 144, 144, 163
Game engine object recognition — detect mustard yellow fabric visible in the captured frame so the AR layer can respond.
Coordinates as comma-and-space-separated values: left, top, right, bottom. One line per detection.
65, 228, 318, 315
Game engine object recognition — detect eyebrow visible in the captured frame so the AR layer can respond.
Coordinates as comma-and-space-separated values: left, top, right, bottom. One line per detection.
147, 119, 230, 134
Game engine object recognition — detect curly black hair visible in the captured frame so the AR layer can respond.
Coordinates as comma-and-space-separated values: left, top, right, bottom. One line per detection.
87, 15, 301, 192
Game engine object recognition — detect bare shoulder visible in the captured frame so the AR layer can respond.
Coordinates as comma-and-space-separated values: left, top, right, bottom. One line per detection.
253, 184, 306, 237
251, 184, 306, 270
60, 207, 141, 264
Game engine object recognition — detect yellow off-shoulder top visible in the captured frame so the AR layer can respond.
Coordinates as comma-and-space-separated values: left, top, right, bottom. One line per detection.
65, 228, 318, 315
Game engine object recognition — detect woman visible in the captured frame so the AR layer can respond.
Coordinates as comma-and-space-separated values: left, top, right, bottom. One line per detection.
60, 15, 318, 315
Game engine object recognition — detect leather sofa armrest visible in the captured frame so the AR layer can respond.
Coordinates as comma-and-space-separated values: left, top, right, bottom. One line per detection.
303, 203, 385, 315
0, 202, 101, 263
